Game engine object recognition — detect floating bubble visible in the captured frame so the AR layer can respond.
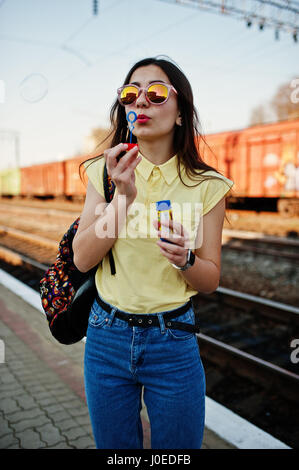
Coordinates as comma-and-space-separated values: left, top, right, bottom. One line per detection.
19, 73, 48, 103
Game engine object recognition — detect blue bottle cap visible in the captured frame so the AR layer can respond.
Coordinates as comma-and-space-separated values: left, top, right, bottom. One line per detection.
156, 200, 171, 211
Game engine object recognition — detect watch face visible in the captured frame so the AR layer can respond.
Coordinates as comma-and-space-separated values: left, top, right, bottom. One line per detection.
172, 250, 195, 270
188, 250, 195, 267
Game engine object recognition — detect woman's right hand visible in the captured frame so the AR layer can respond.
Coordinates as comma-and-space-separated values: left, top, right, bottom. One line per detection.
104, 143, 141, 203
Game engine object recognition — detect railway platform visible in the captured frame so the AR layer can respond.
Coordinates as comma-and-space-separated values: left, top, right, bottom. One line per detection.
0, 270, 290, 450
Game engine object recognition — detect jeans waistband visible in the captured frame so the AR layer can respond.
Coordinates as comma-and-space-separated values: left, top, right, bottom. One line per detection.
94, 292, 200, 333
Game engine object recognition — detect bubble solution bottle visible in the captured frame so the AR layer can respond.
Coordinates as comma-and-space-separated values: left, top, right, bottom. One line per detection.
156, 200, 174, 244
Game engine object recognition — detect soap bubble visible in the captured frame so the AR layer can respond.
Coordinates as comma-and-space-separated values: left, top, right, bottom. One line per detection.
19, 73, 48, 103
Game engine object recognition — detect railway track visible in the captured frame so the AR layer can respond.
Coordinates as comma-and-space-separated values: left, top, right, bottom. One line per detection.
222, 229, 299, 260
1, 200, 299, 260
1, 214, 299, 305
0, 228, 298, 448
193, 291, 298, 392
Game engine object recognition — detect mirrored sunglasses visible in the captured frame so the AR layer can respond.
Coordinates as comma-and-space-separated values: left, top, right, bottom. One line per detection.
117, 82, 177, 106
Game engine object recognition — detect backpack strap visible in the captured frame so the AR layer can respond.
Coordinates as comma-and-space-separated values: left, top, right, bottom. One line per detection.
103, 162, 115, 203
103, 163, 116, 275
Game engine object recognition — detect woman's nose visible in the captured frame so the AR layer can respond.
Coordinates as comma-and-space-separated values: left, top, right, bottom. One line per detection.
136, 88, 149, 107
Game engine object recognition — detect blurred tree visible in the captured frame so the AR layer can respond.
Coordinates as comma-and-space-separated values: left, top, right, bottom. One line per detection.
249, 103, 269, 126
91, 127, 111, 145
249, 76, 299, 125
83, 127, 111, 155
271, 78, 299, 121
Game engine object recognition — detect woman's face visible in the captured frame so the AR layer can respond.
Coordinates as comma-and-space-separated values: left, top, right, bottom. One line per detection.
125, 64, 181, 144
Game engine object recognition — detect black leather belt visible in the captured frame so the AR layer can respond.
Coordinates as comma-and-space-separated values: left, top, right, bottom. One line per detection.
95, 292, 200, 334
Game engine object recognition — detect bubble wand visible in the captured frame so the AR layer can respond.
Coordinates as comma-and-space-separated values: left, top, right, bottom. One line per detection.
126, 111, 138, 150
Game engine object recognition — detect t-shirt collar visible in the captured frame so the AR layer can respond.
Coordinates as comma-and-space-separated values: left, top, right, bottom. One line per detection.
137, 152, 179, 185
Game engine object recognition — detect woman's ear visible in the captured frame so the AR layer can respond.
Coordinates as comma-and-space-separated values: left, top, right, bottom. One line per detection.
176, 113, 183, 127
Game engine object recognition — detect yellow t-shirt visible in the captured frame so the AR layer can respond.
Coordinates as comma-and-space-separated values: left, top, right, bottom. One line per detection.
83, 153, 233, 313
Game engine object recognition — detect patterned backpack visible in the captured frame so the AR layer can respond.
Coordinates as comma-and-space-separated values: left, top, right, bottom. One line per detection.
39, 163, 116, 345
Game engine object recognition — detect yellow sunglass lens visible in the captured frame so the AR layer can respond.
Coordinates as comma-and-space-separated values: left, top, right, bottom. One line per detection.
147, 84, 168, 103
120, 86, 138, 105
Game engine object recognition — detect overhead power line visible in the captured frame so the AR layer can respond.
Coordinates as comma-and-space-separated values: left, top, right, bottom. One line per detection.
157, 0, 299, 41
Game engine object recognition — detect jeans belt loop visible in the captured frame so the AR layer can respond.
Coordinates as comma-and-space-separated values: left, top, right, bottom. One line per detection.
157, 313, 166, 334
106, 307, 117, 327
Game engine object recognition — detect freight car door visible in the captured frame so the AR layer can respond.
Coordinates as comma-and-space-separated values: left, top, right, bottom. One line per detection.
247, 138, 281, 198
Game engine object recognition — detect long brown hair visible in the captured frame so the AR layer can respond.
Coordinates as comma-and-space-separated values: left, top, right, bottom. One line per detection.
80, 56, 230, 190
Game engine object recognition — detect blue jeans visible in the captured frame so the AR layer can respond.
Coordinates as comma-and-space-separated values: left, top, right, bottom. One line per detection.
84, 295, 206, 449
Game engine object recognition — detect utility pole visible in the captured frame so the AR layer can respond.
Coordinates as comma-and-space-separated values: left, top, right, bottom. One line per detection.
93, 0, 98, 16
0, 130, 20, 169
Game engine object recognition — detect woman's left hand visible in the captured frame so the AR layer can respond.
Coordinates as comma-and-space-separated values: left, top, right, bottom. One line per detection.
153, 219, 190, 268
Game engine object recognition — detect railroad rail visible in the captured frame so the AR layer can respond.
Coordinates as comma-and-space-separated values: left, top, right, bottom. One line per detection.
222, 229, 299, 260
223, 228, 299, 245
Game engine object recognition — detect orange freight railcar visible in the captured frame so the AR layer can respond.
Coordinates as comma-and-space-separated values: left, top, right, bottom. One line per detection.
20, 161, 64, 197
64, 157, 88, 198
201, 118, 299, 215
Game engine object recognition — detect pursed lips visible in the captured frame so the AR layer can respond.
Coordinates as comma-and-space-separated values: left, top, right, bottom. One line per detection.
137, 114, 151, 123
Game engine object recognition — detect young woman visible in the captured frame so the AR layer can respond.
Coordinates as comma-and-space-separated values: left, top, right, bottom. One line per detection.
73, 57, 233, 449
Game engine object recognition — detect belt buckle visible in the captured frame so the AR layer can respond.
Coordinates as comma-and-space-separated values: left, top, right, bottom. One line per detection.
128, 315, 155, 327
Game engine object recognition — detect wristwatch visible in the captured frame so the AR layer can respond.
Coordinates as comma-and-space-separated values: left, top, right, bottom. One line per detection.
171, 249, 196, 271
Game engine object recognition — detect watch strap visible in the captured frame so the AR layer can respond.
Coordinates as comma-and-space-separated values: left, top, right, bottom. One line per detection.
171, 249, 195, 271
